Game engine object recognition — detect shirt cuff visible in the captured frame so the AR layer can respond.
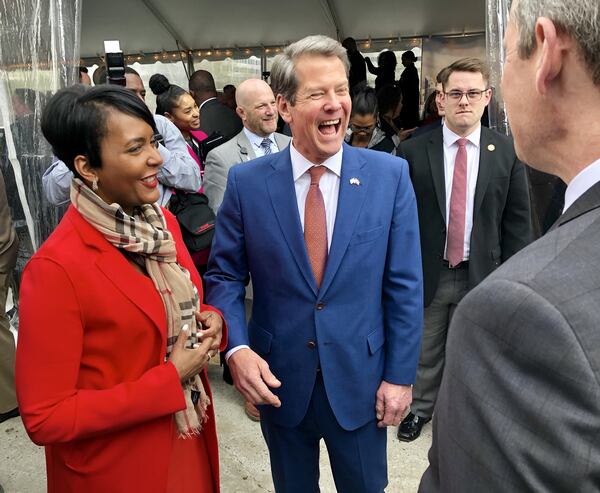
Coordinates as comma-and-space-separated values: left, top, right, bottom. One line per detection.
225, 345, 250, 362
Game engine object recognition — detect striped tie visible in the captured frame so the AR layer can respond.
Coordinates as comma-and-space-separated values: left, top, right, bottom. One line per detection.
260, 138, 272, 155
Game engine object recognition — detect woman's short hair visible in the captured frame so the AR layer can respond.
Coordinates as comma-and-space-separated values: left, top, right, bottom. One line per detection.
351, 86, 378, 117
149, 73, 190, 116
41, 85, 156, 177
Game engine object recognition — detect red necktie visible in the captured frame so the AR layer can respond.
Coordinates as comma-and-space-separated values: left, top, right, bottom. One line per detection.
446, 138, 468, 267
304, 166, 328, 287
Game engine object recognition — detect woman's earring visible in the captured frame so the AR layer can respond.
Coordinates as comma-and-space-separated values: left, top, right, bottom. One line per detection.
92, 177, 99, 191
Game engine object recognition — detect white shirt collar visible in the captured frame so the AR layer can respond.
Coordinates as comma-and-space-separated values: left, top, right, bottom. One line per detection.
443, 123, 481, 149
199, 96, 217, 110
243, 127, 275, 149
290, 142, 343, 181
563, 158, 600, 212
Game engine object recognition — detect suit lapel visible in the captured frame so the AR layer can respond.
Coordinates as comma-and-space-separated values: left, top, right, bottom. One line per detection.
552, 181, 600, 230
473, 127, 495, 221
236, 132, 255, 162
274, 133, 291, 152
266, 149, 317, 294
68, 208, 166, 342
319, 145, 368, 296
427, 129, 447, 222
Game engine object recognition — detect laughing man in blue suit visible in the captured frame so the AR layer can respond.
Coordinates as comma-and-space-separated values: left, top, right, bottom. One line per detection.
205, 35, 423, 493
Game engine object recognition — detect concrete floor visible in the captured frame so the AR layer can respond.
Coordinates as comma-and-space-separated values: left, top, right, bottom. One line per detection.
0, 361, 432, 492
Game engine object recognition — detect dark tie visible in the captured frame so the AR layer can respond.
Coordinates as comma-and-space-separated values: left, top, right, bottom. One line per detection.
260, 138, 272, 155
304, 166, 328, 287
446, 138, 468, 267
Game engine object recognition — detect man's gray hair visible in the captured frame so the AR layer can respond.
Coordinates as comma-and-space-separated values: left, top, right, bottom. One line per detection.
271, 35, 350, 104
511, 0, 600, 84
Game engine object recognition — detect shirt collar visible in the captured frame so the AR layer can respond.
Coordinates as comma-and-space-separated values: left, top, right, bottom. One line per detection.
199, 96, 217, 110
443, 123, 481, 149
243, 127, 275, 149
563, 158, 600, 212
290, 142, 343, 181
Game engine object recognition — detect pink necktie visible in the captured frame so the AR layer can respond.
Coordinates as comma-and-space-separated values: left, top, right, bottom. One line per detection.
304, 166, 328, 287
446, 138, 468, 267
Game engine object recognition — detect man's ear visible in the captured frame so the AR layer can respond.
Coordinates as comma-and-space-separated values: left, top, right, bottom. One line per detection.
73, 155, 96, 187
534, 17, 563, 96
277, 94, 292, 123
236, 106, 246, 121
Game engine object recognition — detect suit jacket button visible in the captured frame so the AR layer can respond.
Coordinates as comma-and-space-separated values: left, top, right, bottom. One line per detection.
316, 302, 325, 310
307, 341, 317, 348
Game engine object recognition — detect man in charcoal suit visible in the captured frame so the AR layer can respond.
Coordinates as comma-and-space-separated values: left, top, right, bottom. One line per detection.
398, 56, 533, 442
420, 0, 600, 490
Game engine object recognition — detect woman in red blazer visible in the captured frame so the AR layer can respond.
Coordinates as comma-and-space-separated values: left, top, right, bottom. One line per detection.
16, 85, 226, 493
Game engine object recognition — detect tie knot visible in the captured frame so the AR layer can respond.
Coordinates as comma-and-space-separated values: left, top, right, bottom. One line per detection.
261, 138, 271, 147
456, 138, 469, 148
309, 166, 327, 185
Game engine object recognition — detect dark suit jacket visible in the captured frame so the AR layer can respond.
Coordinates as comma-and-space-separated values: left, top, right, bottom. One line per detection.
200, 98, 243, 143
420, 180, 600, 493
401, 126, 533, 306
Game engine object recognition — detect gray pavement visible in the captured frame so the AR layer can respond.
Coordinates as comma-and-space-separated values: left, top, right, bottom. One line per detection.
0, 362, 432, 492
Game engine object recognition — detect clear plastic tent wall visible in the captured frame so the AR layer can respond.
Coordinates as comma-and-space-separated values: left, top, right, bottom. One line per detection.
486, 0, 510, 134
0, 0, 81, 289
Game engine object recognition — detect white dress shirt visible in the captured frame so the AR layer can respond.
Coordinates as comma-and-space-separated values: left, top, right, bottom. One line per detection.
563, 158, 600, 212
290, 142, 342, 250
243, 128, 280, 158
225, 142, 343, 361
442, 123, 481, 261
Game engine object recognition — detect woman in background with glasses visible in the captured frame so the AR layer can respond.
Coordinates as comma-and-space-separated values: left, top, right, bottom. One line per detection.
346, 87, 397, 154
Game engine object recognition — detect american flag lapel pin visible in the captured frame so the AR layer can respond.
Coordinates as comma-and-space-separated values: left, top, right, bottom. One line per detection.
350, 177, 360, 186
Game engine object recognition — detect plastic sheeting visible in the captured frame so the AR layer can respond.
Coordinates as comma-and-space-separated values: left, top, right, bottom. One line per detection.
486, 0, 510, 134
0, 0, 81, 291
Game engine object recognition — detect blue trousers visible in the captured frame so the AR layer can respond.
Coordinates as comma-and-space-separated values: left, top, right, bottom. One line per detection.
260, 372, 387, 493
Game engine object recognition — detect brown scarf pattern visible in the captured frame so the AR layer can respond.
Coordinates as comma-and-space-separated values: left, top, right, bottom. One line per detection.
70, 178, 210, 437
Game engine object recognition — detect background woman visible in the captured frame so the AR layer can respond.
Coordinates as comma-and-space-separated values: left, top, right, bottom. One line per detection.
16, 85, 225, 493
346, 87, 396, 154
149, 73, 207, 176
365, 50, 397, 93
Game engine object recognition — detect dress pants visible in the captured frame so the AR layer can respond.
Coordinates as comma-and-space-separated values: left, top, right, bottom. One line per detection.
260, 372, 387, 493
0, 241, 18, 413
410, 264, 469, 419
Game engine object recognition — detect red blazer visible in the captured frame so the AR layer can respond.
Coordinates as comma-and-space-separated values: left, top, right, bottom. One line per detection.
16, 206, 226, 493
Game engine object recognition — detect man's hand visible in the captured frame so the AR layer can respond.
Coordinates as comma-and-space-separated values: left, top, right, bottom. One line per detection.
197, 310, 223, 353
375, 381, 412, 428
228, 348, 282, 407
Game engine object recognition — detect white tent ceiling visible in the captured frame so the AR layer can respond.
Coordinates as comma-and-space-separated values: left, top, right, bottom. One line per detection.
80, 0, 486, 58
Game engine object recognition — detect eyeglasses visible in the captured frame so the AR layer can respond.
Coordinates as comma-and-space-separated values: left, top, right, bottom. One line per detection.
350, 122, 376, 133
444, 89, 490, 102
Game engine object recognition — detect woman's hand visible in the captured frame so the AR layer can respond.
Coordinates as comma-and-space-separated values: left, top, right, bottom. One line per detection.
196, 310, 223, 353
169, 326, 215, 382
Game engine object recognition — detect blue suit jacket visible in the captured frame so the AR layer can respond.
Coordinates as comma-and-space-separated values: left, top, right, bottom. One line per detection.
205, 143, 423, 431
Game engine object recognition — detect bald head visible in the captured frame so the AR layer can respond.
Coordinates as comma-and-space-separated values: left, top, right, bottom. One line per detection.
235, 79, 278, 137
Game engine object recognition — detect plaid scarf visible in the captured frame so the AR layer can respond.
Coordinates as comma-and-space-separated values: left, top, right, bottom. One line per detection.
70, 178, 210, 437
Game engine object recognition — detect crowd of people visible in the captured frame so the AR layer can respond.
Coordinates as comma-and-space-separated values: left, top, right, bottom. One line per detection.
0, 0, 599, 491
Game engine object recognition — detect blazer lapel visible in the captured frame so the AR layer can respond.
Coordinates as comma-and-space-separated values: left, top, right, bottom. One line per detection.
427, 129, 447, 222
236, 132, 255, 162
274, 133, 291, 152
552, 181, 600, 230
266, 149, 317, 294
472, 127, 495, 220
319, 145, 368, 296
68, 208, 166, 341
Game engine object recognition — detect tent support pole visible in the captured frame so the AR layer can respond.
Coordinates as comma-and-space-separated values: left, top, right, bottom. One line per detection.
139, 0, 191, 51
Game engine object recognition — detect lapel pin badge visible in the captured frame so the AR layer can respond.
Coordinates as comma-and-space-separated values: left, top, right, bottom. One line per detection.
487, 144, 496, 152
350, 177, 361, 186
